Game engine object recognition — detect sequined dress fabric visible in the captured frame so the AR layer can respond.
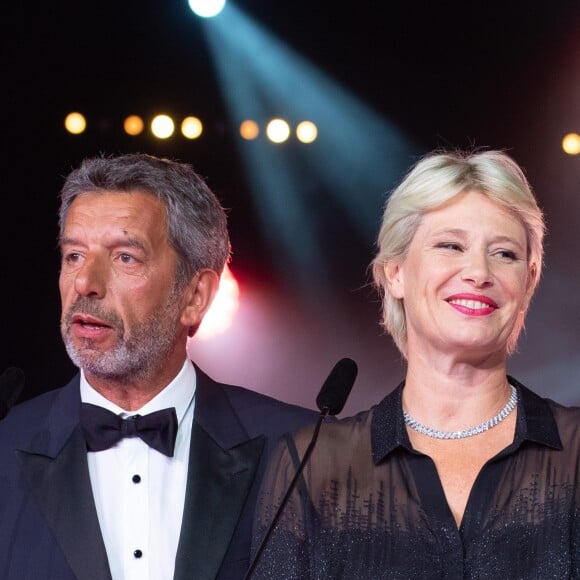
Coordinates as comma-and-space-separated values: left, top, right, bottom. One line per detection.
251, 377, 579, 579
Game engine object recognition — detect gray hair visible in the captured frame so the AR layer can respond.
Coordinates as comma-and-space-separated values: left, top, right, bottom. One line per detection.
59, 153, 230, 287
371, 149, 545, 357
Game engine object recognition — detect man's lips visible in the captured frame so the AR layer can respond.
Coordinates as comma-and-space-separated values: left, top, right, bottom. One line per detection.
71, 314, 112, 328
445, 294, 498, 315
69, 314, 117, 341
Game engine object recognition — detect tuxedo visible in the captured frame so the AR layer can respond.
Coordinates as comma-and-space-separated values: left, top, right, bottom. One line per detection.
0, 365, 317, 580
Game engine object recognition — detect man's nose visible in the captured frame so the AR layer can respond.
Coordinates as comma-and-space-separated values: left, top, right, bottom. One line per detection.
73, 255, 107, 298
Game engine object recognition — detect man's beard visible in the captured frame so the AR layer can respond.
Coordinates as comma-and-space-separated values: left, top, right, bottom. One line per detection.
61, 290, 183, 383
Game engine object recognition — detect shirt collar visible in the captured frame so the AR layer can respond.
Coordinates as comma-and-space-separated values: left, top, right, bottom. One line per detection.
371, 383, 411, 464
371, 375, 563, 465
509, 375, 563, 450
80, 359, 197, 426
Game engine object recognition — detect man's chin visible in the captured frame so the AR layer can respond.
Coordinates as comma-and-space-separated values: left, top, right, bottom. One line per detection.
65, 345, 123, 376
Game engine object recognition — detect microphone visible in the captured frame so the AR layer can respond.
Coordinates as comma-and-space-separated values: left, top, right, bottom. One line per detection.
316, 357, 358, 416
0, 367, 25, 420
243, 358, 358, 580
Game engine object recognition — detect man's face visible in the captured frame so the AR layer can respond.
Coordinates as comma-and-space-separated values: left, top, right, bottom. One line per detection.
59, 190, 187, 383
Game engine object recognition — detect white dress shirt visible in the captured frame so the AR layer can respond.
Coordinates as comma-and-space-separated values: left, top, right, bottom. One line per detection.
80, 360, 196, 580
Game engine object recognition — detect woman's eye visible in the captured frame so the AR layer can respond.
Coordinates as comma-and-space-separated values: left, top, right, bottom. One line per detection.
495, 249, 518, 260
436, 242, 462, 251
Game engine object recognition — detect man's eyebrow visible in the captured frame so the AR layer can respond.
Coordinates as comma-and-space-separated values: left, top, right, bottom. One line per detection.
112, 236, 148, 251
59, 235, 147, 250
59, 236, 77, 248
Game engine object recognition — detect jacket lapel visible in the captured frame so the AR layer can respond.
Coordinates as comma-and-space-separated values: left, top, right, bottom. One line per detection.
17, 378, 112, 580
174, 368, 265, 580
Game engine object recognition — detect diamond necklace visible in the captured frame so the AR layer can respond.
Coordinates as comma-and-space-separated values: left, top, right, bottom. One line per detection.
403, 384, 518, 440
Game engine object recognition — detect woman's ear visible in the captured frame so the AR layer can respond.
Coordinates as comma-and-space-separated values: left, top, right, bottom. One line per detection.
523, 262, 538, 311
383, 260, 405, 299
180, 269, 220, 336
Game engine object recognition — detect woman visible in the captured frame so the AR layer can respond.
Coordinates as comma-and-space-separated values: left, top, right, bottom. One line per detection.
251, 150, 579, 579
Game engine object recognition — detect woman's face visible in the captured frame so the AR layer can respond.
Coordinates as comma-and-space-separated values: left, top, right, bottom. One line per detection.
386, 190, 534, 361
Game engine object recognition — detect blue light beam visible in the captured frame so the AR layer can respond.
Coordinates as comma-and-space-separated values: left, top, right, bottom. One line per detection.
200, 3, 418, 291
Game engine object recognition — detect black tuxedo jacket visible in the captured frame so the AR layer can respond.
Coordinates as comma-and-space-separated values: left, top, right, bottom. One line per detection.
0, 365, 317, 579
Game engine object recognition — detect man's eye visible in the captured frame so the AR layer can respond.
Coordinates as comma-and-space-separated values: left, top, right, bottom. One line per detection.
64, 252, 82, 264
119, 253, 135, 264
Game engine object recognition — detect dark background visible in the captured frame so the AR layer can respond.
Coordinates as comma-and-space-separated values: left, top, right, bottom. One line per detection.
2, 0, 579, 414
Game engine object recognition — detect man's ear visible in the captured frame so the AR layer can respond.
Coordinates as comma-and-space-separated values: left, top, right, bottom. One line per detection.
383, 260, 405, 299
180, 269, 221, 336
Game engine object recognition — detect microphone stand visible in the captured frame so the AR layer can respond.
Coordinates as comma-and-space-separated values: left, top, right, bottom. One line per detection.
242, 406, 330, 580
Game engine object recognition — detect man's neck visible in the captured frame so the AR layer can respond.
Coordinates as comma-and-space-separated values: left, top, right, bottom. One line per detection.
83, 358, 187, 411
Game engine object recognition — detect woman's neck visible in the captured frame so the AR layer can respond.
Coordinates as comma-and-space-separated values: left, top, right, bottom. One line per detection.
401, 352, 511, 431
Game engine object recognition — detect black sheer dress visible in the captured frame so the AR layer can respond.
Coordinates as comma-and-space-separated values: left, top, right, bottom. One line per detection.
252, 377, 579, 579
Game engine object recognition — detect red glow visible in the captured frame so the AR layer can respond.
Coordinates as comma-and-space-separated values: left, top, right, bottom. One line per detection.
196, 265, 240, 340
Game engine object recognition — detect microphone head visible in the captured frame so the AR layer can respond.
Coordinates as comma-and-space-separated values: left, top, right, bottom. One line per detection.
316, 358, 358, 416
0, 367, 25, 420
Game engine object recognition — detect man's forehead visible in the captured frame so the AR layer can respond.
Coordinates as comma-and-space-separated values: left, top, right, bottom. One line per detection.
62, 191, 168, 243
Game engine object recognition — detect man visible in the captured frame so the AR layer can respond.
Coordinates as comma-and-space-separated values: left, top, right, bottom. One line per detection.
0, 154, 317, 580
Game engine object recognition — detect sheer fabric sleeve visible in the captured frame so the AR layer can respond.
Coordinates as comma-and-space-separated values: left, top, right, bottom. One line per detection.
251, 425, 318, 579
567, 417, 580, 578
573, 508, 579, 579
250, 410, 387, 579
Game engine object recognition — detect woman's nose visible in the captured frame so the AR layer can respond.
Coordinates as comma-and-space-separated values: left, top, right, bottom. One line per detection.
461, 251, 493, 287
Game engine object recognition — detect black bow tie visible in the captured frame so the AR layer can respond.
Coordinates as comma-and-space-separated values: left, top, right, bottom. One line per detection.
80, 403, 178, 457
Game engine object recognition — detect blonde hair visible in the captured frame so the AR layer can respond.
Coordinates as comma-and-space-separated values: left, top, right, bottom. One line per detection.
371, 149, 545, 357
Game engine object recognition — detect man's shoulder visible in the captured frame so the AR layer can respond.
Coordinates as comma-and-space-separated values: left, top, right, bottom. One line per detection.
197, 369, 318, 438
222, 381, 312, 411
196, 365, 313, 409
224, 382, 318, 440
0, 377, 79, 445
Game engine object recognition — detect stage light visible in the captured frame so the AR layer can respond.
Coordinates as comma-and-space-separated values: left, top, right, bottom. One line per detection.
181, 116, 203, 139
562, 133, 580, 155
196, 264, 240, 340
124, 115, 144, 136
64, 112, 86, 135
266, 118, 290, 144
240, 119, 260, 140
188, 0, 226, 18
151, 114, 175, 139
296, 120, 318, 143
202, 3, 415, 289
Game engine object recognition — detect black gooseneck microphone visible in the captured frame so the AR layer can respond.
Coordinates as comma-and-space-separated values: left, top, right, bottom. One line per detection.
243, 357, 358, 580
315, 357, 358, 416
0, 367, 25, 420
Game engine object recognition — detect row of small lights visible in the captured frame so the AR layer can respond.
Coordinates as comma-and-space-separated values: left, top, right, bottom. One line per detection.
64, 112, 319, 144
64, 112, 579, 153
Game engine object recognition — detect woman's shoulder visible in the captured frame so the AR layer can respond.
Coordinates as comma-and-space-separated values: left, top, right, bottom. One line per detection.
512, 375, 580, 447
284, 406, 378, 463
512, 376, 579, 410
545, 397, 580, 438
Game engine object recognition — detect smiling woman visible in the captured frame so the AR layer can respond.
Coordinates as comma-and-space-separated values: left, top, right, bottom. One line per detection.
385, 190, 533, 362
251, 149, 580, 579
